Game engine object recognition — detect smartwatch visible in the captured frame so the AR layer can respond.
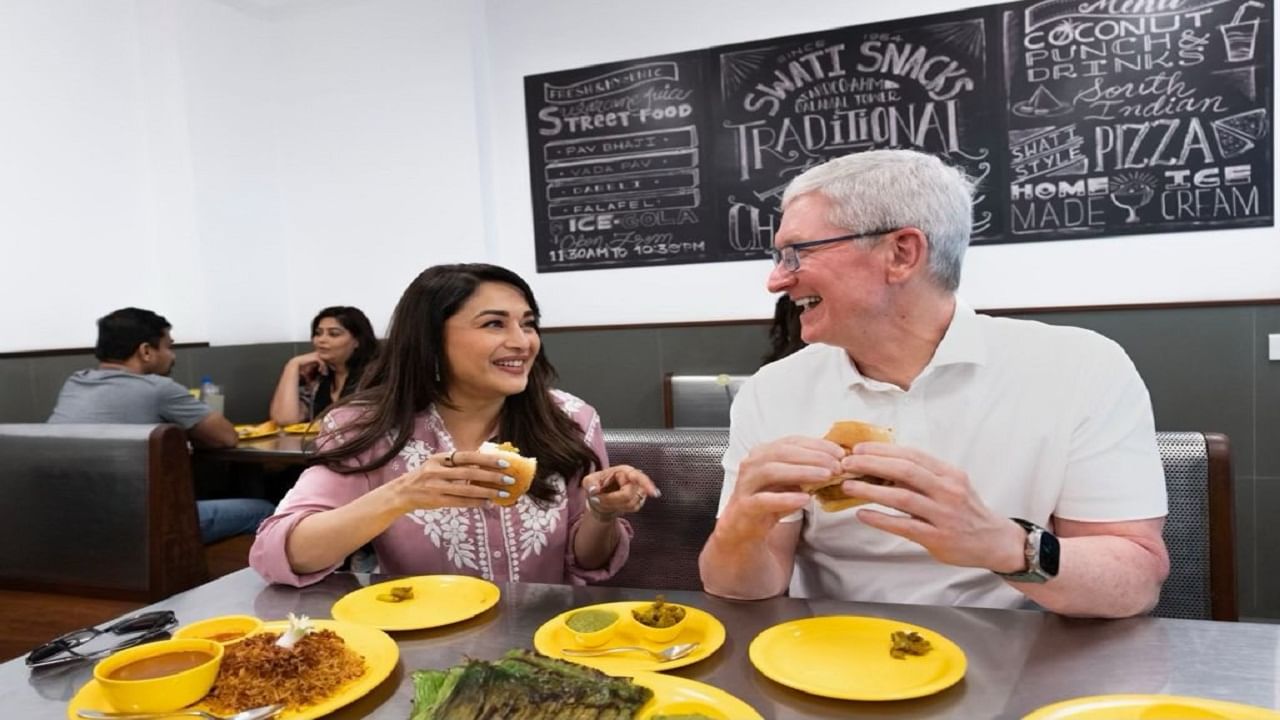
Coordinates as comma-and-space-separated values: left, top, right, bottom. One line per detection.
995, 518, 1060, 584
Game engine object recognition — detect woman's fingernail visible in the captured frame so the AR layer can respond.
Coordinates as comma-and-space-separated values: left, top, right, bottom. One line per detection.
653, 488, 662, 497
587, 484, 600, 495
497, 459, 510, 468
498, 490, 511, 498
502, 475, 516, 485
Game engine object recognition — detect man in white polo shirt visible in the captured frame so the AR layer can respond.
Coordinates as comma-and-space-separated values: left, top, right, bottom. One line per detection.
699, 149, 1169, 617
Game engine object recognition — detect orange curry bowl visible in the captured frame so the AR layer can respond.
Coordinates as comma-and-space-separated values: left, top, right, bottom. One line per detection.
93, 638, 223, 712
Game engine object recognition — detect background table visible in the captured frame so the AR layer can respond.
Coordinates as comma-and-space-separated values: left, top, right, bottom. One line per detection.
197, 434, 315, 465
4, 570, 1278, 719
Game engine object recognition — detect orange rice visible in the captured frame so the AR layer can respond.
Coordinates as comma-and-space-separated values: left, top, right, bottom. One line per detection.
202, 630, 365, 712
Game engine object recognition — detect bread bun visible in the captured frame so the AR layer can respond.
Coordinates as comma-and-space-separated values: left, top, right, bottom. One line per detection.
479, 441, 537, 506
812, 420, 895, 512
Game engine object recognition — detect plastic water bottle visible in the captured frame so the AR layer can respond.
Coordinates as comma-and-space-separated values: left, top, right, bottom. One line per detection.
200, 376, 225, 415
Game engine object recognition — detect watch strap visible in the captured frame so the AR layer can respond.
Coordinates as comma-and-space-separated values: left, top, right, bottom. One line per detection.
994, 518, 1055, 583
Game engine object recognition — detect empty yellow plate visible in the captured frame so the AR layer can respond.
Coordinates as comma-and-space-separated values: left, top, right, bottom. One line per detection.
749, 615, 966, 701
282, 422, 319, 435
1024, 694, 1280, 719
67, 619, 398, 720
631, 671, 763, 719
331, 575, 500, 631
533, 601, 726, 674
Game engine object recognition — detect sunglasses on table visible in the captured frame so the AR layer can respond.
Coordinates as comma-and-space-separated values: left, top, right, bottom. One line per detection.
25, 610, 178, 669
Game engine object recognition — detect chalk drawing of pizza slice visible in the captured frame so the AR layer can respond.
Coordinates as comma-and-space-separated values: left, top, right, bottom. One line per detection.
1013, 85, 1072, 118
1212, 108, 1269, 159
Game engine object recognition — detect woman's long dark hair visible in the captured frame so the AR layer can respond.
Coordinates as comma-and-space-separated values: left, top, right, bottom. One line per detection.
762, 295, 807, 365
312, 264, 599, 503
312, 306, 379, 394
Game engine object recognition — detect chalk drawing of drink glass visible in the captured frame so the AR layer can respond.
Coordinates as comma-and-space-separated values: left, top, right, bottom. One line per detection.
1110, 172, 1157, 224
1220, 1, 1264, 62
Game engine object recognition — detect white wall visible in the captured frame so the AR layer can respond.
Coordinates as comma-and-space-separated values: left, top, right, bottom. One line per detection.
3, 0, 1276, 353
481, 0, 1280, 325
1, 0, 208, 351
271, 0, 489, 339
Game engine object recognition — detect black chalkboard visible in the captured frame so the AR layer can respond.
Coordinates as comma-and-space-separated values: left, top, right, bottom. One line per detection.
524, 51, 721, 272
1002, 0, 1273, 240
522, 0, 1273, 272
711, 7, 1007, 259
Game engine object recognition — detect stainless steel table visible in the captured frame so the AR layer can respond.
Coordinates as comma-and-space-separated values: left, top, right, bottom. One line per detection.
196, 434, 315, 465
4, 570, 1278, 719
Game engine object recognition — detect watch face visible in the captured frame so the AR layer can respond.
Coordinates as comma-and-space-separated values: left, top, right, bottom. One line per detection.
1039, 529, 1061, 577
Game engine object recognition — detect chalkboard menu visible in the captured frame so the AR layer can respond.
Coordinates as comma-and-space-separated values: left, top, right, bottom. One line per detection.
713, 7, 1006, 259
1004, 0, 1273, 241
524, 52, 720, 272
523, 0, 1273, 272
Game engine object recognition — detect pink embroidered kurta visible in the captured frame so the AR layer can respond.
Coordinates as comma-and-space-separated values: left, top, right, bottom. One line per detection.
250, 389, 631, 587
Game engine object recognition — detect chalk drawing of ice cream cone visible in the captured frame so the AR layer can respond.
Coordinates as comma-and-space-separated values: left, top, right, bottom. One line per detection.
1110, 172, 1157, 224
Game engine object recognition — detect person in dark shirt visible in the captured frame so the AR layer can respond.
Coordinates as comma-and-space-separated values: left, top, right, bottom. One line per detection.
762, 295, 807, 365
269, 306, 378, 425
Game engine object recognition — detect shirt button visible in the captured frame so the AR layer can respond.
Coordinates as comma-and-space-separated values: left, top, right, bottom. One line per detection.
493, 550, 503, 558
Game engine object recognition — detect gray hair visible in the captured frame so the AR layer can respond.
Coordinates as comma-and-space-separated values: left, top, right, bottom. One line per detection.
781, 149, 974, 292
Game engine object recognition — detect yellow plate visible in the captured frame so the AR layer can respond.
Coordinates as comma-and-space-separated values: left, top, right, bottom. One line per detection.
67, 619, 398, 720
282, 422, 319, 435
234, 422, 278, 440
533, 601, 725, 674
749, 615, 966, 701
1024, 694, 1280, 719
631, 671, 763, 719
331, 575, 500, 631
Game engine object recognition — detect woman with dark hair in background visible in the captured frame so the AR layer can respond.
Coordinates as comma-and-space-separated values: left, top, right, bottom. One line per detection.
269, 306, 378, 425
250, 264, 656, 587
762, 295, 807, 365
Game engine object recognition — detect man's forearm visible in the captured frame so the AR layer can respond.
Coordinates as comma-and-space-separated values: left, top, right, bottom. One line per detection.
1013, 535, 1168, 618
699, 519, 792, 600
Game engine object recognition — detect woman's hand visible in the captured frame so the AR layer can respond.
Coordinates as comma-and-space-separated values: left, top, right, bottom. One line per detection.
583, 465, 660, 520
289, 352, 327, 383
382, 450, 512, 514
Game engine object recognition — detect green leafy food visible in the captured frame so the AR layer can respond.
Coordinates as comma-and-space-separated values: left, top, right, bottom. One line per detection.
889, 630, 932, 659
631, 595, 686, 629
410, 649, 653, 719
376, 586, 414, 603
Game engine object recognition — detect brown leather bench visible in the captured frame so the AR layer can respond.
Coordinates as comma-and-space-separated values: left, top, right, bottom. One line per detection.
0, 423, 207, 602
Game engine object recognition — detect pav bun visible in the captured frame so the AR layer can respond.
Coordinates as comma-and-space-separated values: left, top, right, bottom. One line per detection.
478, 441, 537, 506
811, 420, 895, 512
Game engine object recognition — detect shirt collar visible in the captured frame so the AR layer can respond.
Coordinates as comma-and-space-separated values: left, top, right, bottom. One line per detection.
835, 297, 987, 390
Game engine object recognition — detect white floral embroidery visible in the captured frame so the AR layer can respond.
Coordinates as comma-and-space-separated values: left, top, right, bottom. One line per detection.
398, 440, 432, 470
515, 475, 566, 560
407, 507, 481, 572
550, 389, 585, 416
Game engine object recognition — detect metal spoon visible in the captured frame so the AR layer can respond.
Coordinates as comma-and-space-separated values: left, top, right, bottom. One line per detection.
78, 703, 284, 720
561, 641, 700, 662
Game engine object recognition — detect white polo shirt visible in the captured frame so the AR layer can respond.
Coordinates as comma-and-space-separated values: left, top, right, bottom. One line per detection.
718, 300, 1167, 609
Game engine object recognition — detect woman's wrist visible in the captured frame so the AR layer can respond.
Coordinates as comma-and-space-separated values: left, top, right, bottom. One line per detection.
585, 494, 620, 523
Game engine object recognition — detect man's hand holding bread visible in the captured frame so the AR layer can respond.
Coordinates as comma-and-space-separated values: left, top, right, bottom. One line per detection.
727, 420, 1025, 572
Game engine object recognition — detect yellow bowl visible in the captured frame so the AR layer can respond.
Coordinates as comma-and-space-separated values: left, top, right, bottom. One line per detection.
173, 614, 263, 646
564, 608, 621, 648
93, 638, 223, 713
632, 605, 689, 644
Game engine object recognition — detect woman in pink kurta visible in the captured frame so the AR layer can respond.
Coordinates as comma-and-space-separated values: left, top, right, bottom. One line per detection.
250, 264, 657, 588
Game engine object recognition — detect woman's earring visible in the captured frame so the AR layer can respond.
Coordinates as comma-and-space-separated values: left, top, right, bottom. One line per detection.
434, 362, 441, 382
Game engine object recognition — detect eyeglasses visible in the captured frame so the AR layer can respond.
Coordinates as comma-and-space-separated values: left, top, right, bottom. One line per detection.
769, 229, 897, 272
25, 610, 177, 669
